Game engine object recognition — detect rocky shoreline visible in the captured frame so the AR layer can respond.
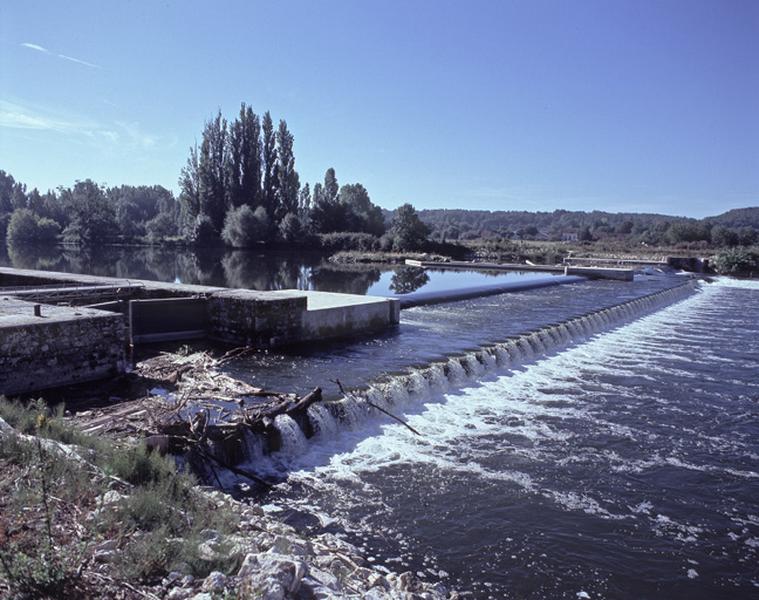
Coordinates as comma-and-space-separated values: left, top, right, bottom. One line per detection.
159, 488, 457, 599
0, 402, 458, 599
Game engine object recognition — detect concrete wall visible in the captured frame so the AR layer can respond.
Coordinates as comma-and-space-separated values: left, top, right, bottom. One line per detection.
302, 299, 400, 339
564, 266, 634, 281
0, 299, 127, 396
207, 290, 308, 347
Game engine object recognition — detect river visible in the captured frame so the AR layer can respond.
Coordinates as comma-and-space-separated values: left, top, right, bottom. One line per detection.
250, 278, 759, 599
3, 244, 757, 598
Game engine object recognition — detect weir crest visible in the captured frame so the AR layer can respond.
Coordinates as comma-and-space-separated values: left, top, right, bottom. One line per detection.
213, 280, 699, 476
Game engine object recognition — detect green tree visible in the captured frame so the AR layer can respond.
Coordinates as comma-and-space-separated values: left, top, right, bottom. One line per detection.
145, 212, 178, 242
179, 142, 201, 220
261, 111, 278, 219
274, 119, 300, 222
338, 183, 385, 235
6, 209, 60, 243
221, 205, 269, 247
389, 203, 430, 251
198, 111, 228, 233
710, 225, 739, 247
60, 180, 118, 245
324, 167, 339, 204
310, 170, 351, 233
0, 170, 15, 214
278, 212, 303, 243
226, 103, 262, 210
298, 183, 312, 221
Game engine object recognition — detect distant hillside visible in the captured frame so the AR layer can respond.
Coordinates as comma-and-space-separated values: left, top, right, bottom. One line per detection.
703, 207, 759, 229
401, 206, 759, 244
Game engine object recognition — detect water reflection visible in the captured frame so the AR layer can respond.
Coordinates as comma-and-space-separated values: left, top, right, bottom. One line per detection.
1, 242, 387, 295
2, 242, 557, 298
389, 266, 430, 294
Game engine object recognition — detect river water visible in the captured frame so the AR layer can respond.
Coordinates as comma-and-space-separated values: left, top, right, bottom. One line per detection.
4, 245, 757, 597
249, 278, 758, 599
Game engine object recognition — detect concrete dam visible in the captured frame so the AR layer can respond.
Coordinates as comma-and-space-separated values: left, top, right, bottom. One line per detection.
0, 261, 645, 396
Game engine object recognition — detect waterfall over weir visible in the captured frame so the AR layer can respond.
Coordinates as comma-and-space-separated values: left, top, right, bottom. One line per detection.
225, 280, 698, 476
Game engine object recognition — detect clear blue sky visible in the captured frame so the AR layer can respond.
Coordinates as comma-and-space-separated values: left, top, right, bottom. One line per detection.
0, 0, 757, 217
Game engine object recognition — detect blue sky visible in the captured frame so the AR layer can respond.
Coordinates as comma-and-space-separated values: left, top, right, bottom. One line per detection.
0, 0, 757, 217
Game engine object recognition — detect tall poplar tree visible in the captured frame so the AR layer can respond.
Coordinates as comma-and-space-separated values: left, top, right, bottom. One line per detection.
298, 183, 312, 220
261, 111, 278, 219
179, 142, 200, 219
275, 119, 300, 221
198, 111, 228, 233
226, 103, 262, 210
240, 105, 262, 209
324, 167, 339, 204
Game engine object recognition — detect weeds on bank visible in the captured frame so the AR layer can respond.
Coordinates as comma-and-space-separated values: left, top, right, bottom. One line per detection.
0, 397, 241, 598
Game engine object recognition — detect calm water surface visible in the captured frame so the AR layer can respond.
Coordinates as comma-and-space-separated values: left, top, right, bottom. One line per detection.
0, 244, 555, 298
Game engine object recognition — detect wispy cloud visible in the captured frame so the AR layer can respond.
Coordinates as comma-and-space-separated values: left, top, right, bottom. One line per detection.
0, 100, 79, 133
116, 120, 158, 149
20, 42, 101, 69
0, 100, 160, 151
21, 42, 49, 53
57, 53, 101, 69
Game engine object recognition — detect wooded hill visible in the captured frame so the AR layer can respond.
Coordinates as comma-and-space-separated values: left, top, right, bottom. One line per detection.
415, 207, 759, 245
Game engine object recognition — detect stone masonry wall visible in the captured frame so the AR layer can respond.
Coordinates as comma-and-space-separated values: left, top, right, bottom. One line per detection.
0, 313, 127, 396
207, 290, 307, 347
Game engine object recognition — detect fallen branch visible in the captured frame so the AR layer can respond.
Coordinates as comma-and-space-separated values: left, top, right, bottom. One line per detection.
331, 379, 421, 437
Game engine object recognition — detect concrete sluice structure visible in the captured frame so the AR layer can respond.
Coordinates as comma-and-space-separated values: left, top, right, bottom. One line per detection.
0, 266, 400, 395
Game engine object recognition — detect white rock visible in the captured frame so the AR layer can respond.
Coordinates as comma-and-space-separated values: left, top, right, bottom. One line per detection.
97, 490, 124, 506
166, 588, 191, 600
201, 570, 227, 592
238, 551, 308, 596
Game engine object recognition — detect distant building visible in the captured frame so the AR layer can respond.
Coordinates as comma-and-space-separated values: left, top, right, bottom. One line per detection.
561, 232, 579, 242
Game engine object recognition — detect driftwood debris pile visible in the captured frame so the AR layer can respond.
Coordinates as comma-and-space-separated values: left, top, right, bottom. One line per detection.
72, 349, 325, 486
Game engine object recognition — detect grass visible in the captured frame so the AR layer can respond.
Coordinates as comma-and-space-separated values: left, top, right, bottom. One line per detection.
0, 397, 241, 598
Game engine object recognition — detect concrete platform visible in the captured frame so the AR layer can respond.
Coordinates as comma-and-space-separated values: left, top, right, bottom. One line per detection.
293, 290, 401, 339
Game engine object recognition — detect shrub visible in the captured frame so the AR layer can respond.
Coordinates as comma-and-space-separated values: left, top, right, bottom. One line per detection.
278, 211, 303, 243
0, 398, 240, 589
6, 209, 60, 244
190, 215, 220, 246
316, 232, 379, 252
221, 205, 269, 247
145, 212, 178, 242
711, 246, 758, 276
106, 442, 180, 486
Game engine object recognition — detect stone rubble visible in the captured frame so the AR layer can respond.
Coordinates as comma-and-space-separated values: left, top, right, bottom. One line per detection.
160, 489, 460, 599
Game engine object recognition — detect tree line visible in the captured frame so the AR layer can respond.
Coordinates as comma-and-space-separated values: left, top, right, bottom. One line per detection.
0, 103, 432, 252
418, 207, 759, 248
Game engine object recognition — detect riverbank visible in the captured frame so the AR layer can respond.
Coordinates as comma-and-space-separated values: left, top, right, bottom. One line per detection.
0, 397, 455, 599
